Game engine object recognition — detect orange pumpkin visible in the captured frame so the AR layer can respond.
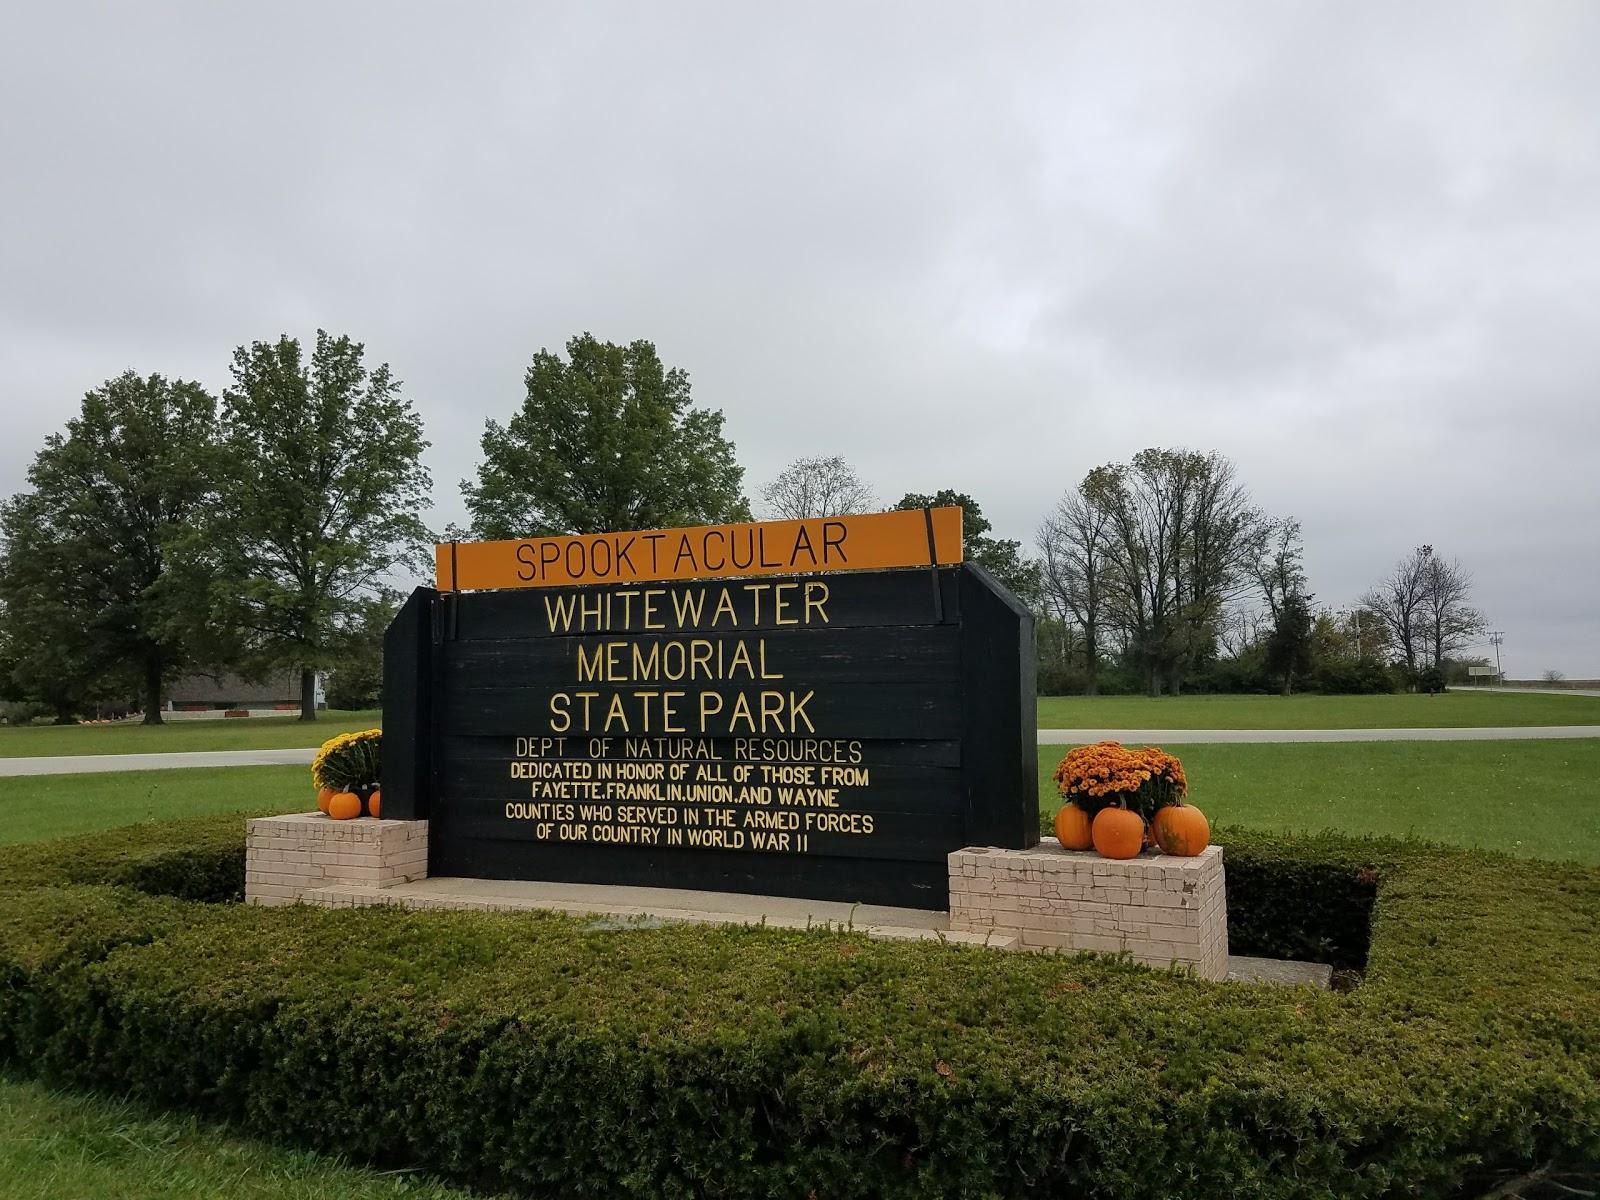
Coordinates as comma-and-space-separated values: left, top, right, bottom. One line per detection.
366, 789, 381, 819
1053, 803, 1093, 850
326, 791, 362, 821
1153, 803, 1210, 857
316, 786, 336, 815
1091, 806, 1145, 860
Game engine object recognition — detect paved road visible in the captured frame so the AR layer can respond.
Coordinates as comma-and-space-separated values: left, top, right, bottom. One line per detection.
1039, 726, 1600, 744
0, 747, 316, 777
4, 724, 1600, 777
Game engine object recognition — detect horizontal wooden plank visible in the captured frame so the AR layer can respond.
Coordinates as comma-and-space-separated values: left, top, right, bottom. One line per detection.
434, 759, 963, 818
439, 625, 961, 689
431, 800, 961, 863
434, 682, 961, 741
427, 838, 950, 909
435, 733, 963, 770
437, 508, 962, 591
446, 568, 960, 640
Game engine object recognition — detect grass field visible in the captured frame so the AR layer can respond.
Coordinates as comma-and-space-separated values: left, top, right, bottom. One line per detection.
1038, 739, 1600, 865
0, 766, 306, 845
0, 710, 381, 758
1036, 690, 1600, 729
0, 1074, 478, 1200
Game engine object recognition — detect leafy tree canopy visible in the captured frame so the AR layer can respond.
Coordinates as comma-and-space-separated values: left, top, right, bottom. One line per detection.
462, 334, 750, 538
893, 489, 1041, 608
0, 371, 219, 722
196, 331, 431, 720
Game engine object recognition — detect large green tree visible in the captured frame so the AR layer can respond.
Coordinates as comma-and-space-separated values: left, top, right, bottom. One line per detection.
1265, 590, 1316, 696
203, 331, 431, 721
0, 372, 219, 723
893, 489, 1041, 608
462, 334, 750, 537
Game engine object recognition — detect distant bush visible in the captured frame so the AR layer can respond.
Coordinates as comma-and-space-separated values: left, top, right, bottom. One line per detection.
1, 818, 1597, 1197
1034, 658, 1086, 695
325, 665, 381, 710
0, 700, 51, 726
1190, 650, 1272, 694
1312, 658, 1397, 695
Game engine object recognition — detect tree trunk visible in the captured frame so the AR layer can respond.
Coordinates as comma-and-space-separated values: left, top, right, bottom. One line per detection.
52, 704, 75, 725
1167, 663, 1184, 697
1083, 622, 1099, 697
299, 667, 318, 721
1146, 665, 1161, 697
1282, 667, 1294, 697
142, 655, 164, 725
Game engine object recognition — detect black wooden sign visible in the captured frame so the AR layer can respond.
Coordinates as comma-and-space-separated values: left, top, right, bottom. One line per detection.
382, 564, 1036, 909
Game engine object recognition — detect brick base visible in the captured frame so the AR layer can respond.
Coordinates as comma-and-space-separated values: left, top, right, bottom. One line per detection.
948, 839, 1228, 979
245, 813, 429, 906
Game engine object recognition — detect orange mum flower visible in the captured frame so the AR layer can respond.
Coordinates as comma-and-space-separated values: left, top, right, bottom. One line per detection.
1053, 741, 1187, 818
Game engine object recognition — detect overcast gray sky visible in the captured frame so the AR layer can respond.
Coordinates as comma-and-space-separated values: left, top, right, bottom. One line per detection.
2, 2, 1596, 676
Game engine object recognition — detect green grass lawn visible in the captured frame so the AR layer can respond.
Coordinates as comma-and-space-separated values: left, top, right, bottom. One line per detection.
1037, 690, 1600, 729
0, 1074, 480, 1200
0, 710, 381, 758
0, 766, 307, 845
1038, 739, 1600, 865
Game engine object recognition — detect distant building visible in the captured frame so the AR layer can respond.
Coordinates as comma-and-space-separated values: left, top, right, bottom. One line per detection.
164, 670, 326, 712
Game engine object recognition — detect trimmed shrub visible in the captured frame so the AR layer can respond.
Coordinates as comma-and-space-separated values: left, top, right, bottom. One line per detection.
1218, 827, 1381, 968
0, 816, 247, 900
0, 819, 1597, 1197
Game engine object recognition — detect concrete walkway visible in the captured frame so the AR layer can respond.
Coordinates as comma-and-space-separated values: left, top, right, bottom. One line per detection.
1039, 726, 1600, 744
0, 747, 316, 777
1454, 685, 1600, 697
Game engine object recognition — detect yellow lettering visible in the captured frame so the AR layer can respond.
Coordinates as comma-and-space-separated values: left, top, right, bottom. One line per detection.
773, 582, 798, 625
758, 639, 782, 680
759, 690, 785, 731
576, 644, 604, 682
605, 693, 630, 733
545, 593, 579, 632
699, 691, 724, 728
643, 589, 665, 629
744, 582, 771, 624
672, 589, 706, 627
804, 581, 829, 625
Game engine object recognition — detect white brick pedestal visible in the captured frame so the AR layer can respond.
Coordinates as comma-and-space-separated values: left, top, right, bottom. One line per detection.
948, 839, 1228, 979
245, 813, 429, 906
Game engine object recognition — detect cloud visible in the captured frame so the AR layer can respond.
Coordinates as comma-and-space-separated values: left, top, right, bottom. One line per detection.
1, 0, 1596, 674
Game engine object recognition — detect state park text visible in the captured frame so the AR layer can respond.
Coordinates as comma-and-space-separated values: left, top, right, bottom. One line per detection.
542, 579, 833, 736
509, 577, 879, 852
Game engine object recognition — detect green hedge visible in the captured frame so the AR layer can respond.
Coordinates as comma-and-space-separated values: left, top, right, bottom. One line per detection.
1218, 827, 1380, 969
1, 818, 1597, 1198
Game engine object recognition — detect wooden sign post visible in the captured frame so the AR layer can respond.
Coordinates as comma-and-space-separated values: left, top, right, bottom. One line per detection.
382, 508, 1037, 910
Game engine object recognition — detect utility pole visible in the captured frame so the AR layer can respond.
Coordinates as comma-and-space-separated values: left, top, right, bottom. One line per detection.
1489, 631, 1504, 685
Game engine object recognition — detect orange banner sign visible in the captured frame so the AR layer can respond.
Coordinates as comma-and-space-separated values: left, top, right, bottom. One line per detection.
436, 507, 963, 591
